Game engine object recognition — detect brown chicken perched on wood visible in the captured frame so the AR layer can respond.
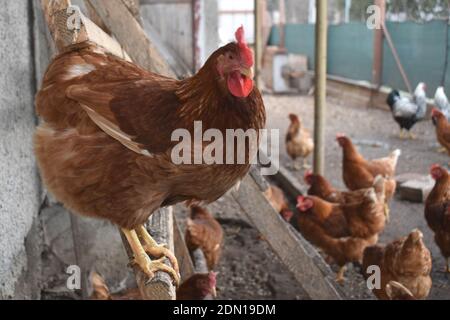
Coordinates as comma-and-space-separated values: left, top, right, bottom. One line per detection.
431, 108, 450, 157
304, 170, 388, 207
34, 26, 265, 284
336, 134, 401, 220
362, 229, 432, 300
296, 183, 386, 283
185, 206, 224, 270
264, 185, 294, 222
286, 114, 314, 170
425, 164, 450, 273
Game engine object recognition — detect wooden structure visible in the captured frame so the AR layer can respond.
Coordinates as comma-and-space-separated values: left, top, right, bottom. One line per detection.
39, 0, 345, 300
313, 0, 328, 176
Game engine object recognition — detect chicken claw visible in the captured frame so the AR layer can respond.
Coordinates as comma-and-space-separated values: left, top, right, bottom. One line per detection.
398, 129, 405, 140
336, 266, 347, 284
437, 147, 447, 153
302, 159, 311, 169
407, 132, 417, 140
122, 227, 180, 286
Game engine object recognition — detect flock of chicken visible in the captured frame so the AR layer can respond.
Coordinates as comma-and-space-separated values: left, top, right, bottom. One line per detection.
262, 83, 450, 300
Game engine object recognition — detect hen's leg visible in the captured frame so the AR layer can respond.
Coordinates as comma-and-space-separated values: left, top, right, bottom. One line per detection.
302, 158, 311, 169
407, 131, 417, 140
292, 159, 301, 171
336, 265, 347, 284
136, 225, 180, 284
384, 203, 390, 222
122, 228, 180, 286
446, 258, 450, 273
399, 129, 405, 140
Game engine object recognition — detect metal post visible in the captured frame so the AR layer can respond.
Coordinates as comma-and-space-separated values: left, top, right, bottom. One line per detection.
313, 0, 327, 175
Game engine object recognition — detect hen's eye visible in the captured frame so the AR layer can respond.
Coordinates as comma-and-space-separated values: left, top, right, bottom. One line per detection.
228, 54, 234, 60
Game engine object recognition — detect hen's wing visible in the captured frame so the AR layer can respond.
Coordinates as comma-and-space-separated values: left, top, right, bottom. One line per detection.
392, 97, 418, 118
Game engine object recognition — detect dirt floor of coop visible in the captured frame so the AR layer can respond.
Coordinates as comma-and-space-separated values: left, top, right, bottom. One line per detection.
264, 93, 450, 300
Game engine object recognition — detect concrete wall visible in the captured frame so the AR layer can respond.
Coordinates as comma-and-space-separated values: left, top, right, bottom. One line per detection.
0, 0, 42, 299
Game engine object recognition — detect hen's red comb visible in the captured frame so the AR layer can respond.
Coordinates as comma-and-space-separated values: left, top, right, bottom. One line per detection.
235, 25, 254, 67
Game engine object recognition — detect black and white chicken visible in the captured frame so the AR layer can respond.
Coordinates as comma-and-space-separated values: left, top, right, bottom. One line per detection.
434, 86, 450, 122
386, 83, 427, 139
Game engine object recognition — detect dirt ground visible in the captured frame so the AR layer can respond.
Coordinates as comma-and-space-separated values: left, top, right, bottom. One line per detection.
263, 93, 450, 300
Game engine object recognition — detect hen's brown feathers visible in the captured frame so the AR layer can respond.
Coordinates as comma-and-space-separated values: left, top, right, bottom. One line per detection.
34, 41, 266, 229
185, 206, 223, 270
362, 230, 432, 300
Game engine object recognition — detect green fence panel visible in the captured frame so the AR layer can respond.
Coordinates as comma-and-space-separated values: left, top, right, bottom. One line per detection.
328, 23, 373, 82
268, 21, 449, 96
382, 20, 447, 95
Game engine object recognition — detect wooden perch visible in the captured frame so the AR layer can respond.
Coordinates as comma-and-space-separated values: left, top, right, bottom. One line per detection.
173, 216, 195, 282
231, 167, 344, 300
40, 0, 175, 300
120, 208, 176, 300
86, 0, 178, 78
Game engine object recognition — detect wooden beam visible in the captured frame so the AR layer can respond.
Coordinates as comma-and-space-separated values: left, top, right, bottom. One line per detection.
231, 168, 343, 300
40, 0, 130, 59
120, 208, 176, 300
87, 0, 178, 77
173, 216, 195, 282
313, 0, 328, 175
382, 21, 413, 94
254, 0, 264, 90
372, 0, 385, 89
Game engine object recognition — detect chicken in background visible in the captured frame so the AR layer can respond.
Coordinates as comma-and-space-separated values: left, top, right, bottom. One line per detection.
286, 114, 314, 170
362, 229, 432, 300
434, 86, 450, 121
264, 185, 294, 222
176, 272, 218, 300
185, 206, 224, 271
386, 83, 427, 140
385, 281, 416, 300
336, 134, 400, 220
425, 164, 450, 273
89, 271, 217, 300
90, 272, 141, 300
296, 186, 386, 283
431, 108, 450, 156
304, 171, 388, 212
34, 26, 265, 284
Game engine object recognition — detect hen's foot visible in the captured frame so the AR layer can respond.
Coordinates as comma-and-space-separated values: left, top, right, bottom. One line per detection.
302, 159, 311, 169
122, 227, 180, 286
407, 132, 417, 140
384, 203, 390, 223
398, 130, 405, 140
437, 147, 447, 153
336, 266, 347, 284
292, 162, 301, 171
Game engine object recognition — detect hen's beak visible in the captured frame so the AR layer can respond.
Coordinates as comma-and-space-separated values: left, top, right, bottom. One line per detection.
240, 67, 253, 79
211, 286, 217, 298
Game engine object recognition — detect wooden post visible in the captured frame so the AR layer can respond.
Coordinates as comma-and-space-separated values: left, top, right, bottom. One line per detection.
313, 0, 327, 175
372, 0, 385, 89
382, 21, 413, 94
231, 168, 343, 300
86, 0, 177, 77
254, 0, 264, 90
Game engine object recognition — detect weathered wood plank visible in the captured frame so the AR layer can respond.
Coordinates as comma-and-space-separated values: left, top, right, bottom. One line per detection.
232, 168, 343, 300
140, 0, 192, 4
173, 216, 195, 282
120, 207, 176, 300
87, 0, 178, 77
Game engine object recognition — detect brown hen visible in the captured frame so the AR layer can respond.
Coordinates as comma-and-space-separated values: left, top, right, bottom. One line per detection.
264, 185, 294, 222
286, 114, 314, 170
185, 206, 224, 270
431, 108, 450, 157
425, 164, 450, 273
362, 229, 432, 300
296, 186, 386, 283
34, 26, 265, 284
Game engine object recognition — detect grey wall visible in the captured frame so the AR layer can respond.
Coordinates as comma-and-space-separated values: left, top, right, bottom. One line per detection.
0, 1, 42, 298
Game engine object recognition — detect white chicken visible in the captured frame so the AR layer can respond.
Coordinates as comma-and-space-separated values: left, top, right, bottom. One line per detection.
434, 87, 450, 121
